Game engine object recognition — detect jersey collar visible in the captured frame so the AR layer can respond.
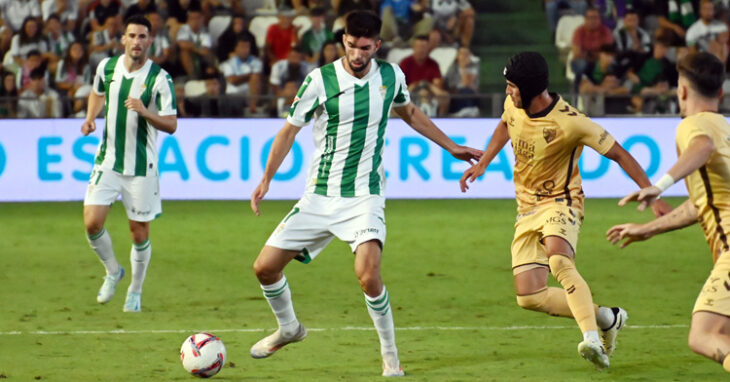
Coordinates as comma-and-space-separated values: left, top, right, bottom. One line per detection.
527, 92, 560, 119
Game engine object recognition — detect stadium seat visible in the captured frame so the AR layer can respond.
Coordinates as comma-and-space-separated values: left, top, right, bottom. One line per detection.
386, 48, 412, 65
184, 80, 207, 97
249, 16, 278, 49
565, 50, 576, 82
555, 14, 584, 64
208, 15, 231, 47
293, 15, 312, 38
429, 46, 458, 77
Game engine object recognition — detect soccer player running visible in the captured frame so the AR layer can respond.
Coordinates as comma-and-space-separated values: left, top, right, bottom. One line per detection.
607, 52, 730, 374
460, 52, 671, 369
81, 15, 177, 312
249, 10, 481, 377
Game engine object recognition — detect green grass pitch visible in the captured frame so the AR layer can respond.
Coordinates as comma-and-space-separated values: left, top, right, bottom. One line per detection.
0, 198, 724, 381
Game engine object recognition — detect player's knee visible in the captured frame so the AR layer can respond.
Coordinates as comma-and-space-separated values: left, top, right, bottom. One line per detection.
687, 331, 707, 355
516, 290, 547, 311
85, 220, 104, 236
548, 253, 574, 281
357, 272, 382, 296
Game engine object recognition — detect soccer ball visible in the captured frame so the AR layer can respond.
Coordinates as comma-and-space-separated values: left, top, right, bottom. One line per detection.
180, 333, 227, 378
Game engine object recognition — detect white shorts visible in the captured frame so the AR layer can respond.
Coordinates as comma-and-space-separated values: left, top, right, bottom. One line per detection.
265, 193, 386, 263
83, 165, 162, 222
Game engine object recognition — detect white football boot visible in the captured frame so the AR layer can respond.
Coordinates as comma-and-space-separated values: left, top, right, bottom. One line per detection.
578, 339, 610, 370
123, 292, 141, 312
601, 307, 628, 356
250, 324, 307, 359
97, 267, 124, 304
382, 351, 404, 377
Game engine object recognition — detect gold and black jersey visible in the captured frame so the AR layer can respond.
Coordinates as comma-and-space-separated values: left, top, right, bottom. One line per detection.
501, 94, 616, 214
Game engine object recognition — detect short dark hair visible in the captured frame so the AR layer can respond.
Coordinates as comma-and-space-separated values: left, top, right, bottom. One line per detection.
46, 13, 61, 23
344, 10, 381, 39
26, 49, 41, 58
311, 6, 326, 17
677, 52, 724, 98
124, 14, 151, 33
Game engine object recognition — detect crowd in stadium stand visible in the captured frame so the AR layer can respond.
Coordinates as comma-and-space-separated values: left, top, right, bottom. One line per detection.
550, 0, 730, 114
0, 0, 477, 118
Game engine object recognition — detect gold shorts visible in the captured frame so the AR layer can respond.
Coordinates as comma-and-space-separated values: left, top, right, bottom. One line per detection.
511, 205, 583, 273
693, 250, 730, 316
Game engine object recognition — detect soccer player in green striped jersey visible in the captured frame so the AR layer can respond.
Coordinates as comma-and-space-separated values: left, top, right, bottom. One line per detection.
248, 10, 481, 377
81, 15, 177, 313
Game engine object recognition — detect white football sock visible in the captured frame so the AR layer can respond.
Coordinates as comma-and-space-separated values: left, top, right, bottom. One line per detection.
261, 275, 299, 336
87, 228, 120, 276
365, 286, 398, 355
128, 239, 151, 294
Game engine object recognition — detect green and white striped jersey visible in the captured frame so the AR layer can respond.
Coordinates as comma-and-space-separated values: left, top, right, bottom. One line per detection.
287, 58, 410, 197
91, 55, 177, 176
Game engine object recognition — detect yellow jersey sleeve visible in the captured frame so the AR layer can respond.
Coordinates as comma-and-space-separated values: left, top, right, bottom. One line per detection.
676, 117, 712, 152
571, 115, 616, 155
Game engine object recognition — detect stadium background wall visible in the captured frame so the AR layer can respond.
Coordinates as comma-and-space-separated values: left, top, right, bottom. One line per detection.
0, 118, 688, 201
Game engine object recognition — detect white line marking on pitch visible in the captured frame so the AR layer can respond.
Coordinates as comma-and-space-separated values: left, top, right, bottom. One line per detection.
0, 324, 688, 336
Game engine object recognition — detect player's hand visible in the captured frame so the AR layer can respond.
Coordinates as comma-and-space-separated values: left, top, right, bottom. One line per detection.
450, 145, 482, 164
606, 223, 651, 248
81, 119, 96, 135
618, 186, 662, 211
651, 198, 673, 217
251, 181, 269, 216
124, 97, 148, 116
459, 162, 486, 192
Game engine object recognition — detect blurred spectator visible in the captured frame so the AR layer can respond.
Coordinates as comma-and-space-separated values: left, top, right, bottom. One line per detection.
55, 41, 90, 100
400, 35, 448, 115
146, 10, 172, 66
0, 19, 12, 55
0, 0, 41, 33
220, 38, 263, 115
444, 46, 480, 117
269, 46, 309, 117
70, 84, 92, 117
570, 7, 614, 91
265, 8, 299, 66
332, 0, 375, 31
614, 10, 652, 74
579, 44, 626, 95
41, 0, 78, 32
413, 81, 440, 117
544, 0, 588, 33
16, 49, 46, 92
216, 14, 258, 62
7, 17, 48, 68
593, 0, 631, 30
88, 15, 122, 71
184, 76, 221, 116
87, 0, 121, 33
318, 40, 339, 66
652, 0, 699, 46
0, 70, 18, 117
45, 14, 75, 58
686, 0, 728, 60
123, 0, 157, 20
18, 67, 62, 118
177, 8, 214, 79
380, 0, 430, 44
300, 7, 334, 63
625, 37, 678, 113
423, 0, 475, 47
400, 35, 443, 87
166, 0, 202, 43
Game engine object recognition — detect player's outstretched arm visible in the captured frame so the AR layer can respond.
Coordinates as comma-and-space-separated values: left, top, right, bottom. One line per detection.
459, 119, 510, 192
394, 103, 482, 163
618, 135, 714, 212
607, 199, 698, 248
81, 92, 105, 135
602, 141, 673, 216
251, 121, 302, 216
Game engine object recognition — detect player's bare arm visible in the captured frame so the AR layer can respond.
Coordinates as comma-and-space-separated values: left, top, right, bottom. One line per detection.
602, 141, 673, 216
394, 103, 482, 163
123, 97, 177, 134
619, 135, 714, 211
607, 199, 699, 248
251, 121, 302, 216
81, 92, 106, 135
459, 119, 510, 192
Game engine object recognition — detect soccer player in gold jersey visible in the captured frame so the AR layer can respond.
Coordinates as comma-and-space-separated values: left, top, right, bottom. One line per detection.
460, 52, 672, 369
608, 52, 730, 374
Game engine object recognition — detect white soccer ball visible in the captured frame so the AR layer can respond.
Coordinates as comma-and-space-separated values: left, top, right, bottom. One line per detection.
180, 332, 227, 378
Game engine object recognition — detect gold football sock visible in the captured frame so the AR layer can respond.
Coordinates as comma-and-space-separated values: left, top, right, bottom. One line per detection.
516, 287, 573, 317
549, 254, 598, 333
